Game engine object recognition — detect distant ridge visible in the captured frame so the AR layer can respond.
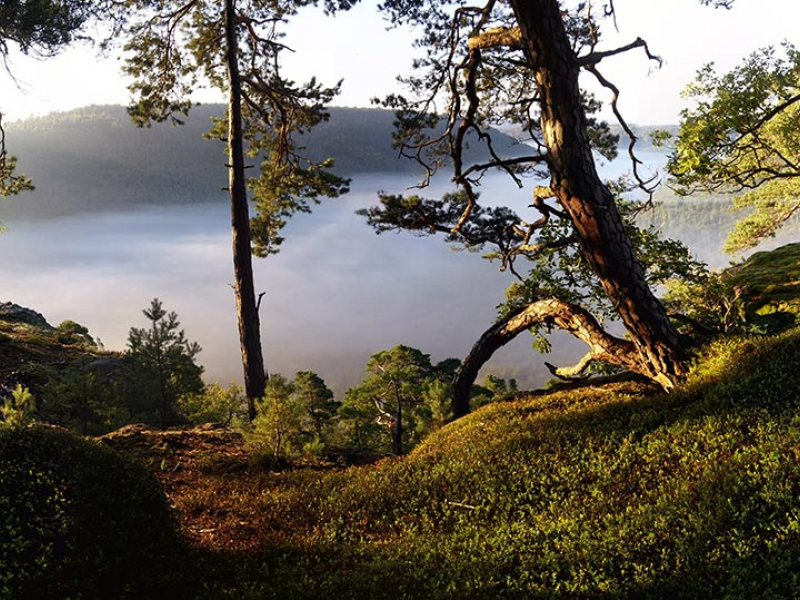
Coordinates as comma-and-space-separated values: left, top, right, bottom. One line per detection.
2, 105, 528, 220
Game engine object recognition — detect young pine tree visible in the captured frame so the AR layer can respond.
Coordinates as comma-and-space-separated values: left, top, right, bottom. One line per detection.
126, 298, 204, 427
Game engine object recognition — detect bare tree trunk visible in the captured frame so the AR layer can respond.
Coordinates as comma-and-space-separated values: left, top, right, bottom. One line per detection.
509, 0, 685, 389
225, 0, 267, 420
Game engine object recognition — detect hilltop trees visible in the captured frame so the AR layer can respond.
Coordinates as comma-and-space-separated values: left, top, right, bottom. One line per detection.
367, 0, 703, 416
114, 0, 351, 418
667, 43, 800, 253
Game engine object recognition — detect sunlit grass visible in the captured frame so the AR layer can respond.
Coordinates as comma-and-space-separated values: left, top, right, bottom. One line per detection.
189, 327, 800, 599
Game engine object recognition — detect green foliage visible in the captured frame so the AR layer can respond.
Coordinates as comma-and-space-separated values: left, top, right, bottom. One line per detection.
0, 146, 33, 198
339, 346, 458, 455
0, 426, 191, 599
665, 269, 750, 334
469, 374, 519, 408
0, 385, 35, 430
42, 369, 132, 435
246, 371, 338, 463
726, 178, 800, 253
665, 242, 800, 335
249, 375, 306, 463
293, 370, 338, 439
55, 319, 94, 345
114, 0, 351, 256
178, 381, 247, 426
125, 298, 204, 427
2, 113, 33, 198
669, 43, 800, 252
0, 0, 100, 57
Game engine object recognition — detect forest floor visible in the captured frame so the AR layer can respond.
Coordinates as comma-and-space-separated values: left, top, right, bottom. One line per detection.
99, 425, 265, 552
97, 424, 341, 555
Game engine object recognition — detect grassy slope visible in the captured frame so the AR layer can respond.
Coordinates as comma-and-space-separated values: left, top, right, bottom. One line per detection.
169, 244, 800, 599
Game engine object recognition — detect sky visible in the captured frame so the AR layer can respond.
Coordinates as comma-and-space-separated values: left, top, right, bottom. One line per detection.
2, 0, 799, 124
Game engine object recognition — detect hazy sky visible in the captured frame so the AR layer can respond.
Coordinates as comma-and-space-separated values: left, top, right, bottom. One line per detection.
2, 0, 799, 124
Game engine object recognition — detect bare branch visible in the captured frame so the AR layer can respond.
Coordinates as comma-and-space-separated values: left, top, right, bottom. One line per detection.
738, 92, 800, 139
603, 0, 619, 31
585, 63, 659, 196
578, 37, 661, 68
450, 43, 483, 233
452, 296, 647, 414
460, 154, 548, 181
545, 351, 594, 379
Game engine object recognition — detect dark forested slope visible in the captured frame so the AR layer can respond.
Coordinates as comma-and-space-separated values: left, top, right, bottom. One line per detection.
2, 105, 526, 219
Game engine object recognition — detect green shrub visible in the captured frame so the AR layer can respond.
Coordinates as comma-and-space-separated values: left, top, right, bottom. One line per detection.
55, 320, 95, 346
178, 381, 247, 426
0, 427, 192, 599
0, 385, 35, 430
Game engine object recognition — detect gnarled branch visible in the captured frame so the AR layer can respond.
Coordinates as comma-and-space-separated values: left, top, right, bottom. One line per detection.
452, 297, 644, 417
578, 37, 661, 68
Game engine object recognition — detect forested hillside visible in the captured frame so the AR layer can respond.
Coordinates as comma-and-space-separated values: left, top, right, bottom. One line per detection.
1, 105, 527, 219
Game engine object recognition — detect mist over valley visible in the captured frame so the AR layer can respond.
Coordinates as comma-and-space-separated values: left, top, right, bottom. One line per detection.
2, 105, 796, 395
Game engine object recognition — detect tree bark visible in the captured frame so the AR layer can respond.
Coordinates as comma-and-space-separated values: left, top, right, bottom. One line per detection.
452, 297, 642, 417
225, 0, 267, 420
508, 0, 685, 389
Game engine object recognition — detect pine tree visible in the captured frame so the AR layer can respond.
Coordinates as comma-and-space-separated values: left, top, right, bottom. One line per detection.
127, 298, 204, 427
113, 0, 352, 418
367, 0, 708, 414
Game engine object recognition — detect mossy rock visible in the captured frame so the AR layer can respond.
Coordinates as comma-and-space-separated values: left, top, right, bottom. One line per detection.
0, 426, 193, 599
731, 242, 800, 329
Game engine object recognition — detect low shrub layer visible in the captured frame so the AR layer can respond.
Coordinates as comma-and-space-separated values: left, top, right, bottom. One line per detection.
198, 330, 800, 599
0, 426, 191, 599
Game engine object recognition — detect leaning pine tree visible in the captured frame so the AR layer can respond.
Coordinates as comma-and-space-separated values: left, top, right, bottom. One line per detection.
113, 0, 352, 419
364, 0, 706, 416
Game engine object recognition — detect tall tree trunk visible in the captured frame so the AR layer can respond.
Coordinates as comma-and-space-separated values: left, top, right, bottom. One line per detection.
509, 0, 685, 390
225, 0, 267, 420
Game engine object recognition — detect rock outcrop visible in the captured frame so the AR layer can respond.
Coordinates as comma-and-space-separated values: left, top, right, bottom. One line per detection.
0, 302, 54, 329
